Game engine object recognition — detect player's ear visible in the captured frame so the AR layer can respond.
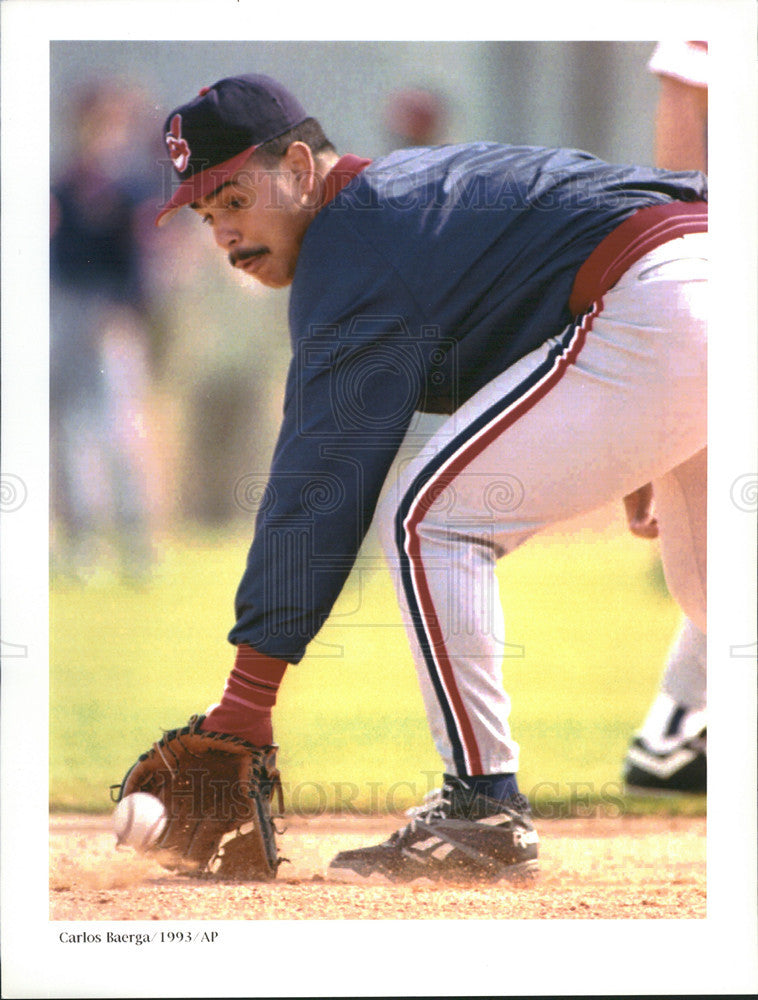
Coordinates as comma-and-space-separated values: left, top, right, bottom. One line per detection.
282, 140, 314, 175
282, 141, 318, 205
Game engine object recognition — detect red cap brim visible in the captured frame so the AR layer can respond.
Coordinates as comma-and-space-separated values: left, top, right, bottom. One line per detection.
154, 143, 259, 226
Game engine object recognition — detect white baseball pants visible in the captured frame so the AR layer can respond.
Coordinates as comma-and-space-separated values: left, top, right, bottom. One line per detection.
376, 233, 708, 776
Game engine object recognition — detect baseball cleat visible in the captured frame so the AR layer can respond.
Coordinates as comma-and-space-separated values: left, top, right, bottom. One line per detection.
623, 728, 707, 794
328, 777, 539, 883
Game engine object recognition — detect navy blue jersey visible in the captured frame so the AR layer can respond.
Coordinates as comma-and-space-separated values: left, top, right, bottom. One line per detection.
229, 142, 707, 659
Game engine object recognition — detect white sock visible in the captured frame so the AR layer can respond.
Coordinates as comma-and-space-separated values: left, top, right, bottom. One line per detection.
638, 691, 707, 753
660, 617, 707, 710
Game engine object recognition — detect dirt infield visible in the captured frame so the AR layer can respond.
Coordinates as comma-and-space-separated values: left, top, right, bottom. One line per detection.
50, 812, 705, 920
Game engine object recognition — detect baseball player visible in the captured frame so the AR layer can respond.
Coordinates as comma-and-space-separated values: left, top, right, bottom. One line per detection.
622, 41, 708, 795
116, 73, 707, 882
50, 82, 155, 583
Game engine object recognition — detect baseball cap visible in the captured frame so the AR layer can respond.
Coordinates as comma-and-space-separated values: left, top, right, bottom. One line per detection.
155, 73, 308, 226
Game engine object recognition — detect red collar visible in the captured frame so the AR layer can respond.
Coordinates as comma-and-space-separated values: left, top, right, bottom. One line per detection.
320, 154, 372, 207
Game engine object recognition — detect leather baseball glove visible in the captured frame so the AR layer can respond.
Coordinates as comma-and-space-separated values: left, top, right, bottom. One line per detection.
111, 714, 284, 880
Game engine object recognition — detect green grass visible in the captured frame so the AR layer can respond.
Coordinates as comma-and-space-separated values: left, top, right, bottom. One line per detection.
50, 520, 704, 816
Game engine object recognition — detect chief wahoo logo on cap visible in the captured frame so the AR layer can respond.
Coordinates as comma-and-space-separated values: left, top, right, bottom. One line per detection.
166, 114, 191, 172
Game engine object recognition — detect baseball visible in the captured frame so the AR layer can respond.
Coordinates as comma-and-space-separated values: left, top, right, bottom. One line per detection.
112, 793, 167, 851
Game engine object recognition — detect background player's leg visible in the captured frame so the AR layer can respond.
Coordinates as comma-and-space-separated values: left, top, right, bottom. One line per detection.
652, 448, 707, 634
659, 618, 707, 712
620, 449, 708, 793
623, 616, 707, 793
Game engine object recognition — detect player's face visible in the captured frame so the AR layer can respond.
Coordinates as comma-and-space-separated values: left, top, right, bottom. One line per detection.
191, 148, 316, 289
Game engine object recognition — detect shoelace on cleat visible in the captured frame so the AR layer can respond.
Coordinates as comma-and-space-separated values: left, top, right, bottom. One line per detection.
390, 785, 532, 846
388, 787, 452, 845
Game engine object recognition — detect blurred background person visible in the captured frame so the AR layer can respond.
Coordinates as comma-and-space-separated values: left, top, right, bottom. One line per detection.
384, 86, 449, 148
143, 210, 290, 526
622, 41, 708, 794
50, 80, 159, 582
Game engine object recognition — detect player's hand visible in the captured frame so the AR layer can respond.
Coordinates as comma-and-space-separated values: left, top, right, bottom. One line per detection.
623, 483, 659, 539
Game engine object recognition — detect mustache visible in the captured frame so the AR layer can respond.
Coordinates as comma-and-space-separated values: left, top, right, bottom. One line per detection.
229, 247, 268, 267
